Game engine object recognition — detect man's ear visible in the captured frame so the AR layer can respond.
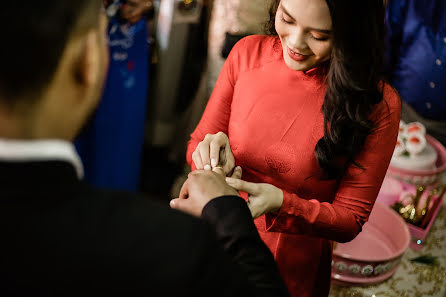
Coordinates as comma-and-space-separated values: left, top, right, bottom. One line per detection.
74, 30, 100, 88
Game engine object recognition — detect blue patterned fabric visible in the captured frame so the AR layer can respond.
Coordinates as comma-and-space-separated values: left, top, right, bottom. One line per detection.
386, 0, 446, 121
75, 18, 149, 192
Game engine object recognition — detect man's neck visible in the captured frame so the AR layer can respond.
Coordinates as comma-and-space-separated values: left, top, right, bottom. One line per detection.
0, 100, 70, 140
0, 115, 32, 140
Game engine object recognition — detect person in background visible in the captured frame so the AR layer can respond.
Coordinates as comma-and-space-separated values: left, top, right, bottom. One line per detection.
0, 1, 290, 296
186, 0, 401, 296
75, 0, 153, 191
386, 0, 446, 144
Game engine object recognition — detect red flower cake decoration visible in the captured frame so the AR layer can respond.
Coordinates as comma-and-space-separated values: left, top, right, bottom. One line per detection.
393, 121, 427, 157
406, 122, 426, 135
406, 132, 426, 156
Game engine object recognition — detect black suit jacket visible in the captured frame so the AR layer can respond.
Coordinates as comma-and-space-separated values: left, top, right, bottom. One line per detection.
0, 160, 289, 297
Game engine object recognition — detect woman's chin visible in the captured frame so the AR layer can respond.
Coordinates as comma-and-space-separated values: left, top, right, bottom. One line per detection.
282, 53, 313, 71
284, 58, 311, 71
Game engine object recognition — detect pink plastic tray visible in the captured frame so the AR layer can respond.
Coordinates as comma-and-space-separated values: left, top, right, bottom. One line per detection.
377, 177, 444, 250
378, 135, 446, 250
406, 195, 443, 250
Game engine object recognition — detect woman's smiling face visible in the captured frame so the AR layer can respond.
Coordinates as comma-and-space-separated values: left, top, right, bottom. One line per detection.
275, 0, 333, 71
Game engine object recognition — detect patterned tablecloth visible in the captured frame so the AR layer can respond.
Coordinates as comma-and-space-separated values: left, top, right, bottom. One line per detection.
329, 201, 446, 297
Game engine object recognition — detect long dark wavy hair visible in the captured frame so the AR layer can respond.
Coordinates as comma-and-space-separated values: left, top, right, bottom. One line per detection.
267, 0, 386, 179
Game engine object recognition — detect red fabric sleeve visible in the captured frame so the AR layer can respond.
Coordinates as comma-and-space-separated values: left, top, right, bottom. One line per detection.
186, 39, 246, 171
265, 91, 401, 243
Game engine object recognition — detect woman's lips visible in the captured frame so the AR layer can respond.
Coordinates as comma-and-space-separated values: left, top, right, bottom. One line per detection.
287, 47, 310, 62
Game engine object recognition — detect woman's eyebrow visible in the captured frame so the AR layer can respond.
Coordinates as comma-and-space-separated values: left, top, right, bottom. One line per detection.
308, 27, 332, 34
280, 4, 296, 21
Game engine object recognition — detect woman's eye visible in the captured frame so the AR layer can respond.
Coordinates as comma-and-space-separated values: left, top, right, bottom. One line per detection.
310, 34, 329, 41
280, 12, 292, 24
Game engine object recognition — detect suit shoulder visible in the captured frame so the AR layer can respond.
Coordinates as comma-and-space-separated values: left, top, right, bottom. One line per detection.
78, 185, 205, 233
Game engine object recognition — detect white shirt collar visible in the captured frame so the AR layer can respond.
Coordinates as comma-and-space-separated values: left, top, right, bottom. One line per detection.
0, 139, 84, 179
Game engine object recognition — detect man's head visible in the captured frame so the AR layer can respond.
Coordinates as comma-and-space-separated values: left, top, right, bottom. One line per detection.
0, 1, 108, 140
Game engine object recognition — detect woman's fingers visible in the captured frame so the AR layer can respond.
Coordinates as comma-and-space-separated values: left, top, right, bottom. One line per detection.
128, 6, 148, 23
118, 0, 153, 24
223, 144, 235, 174
247, 199, 261, 219
230, 166, 242, 179
192, 149, 204, 170
198, 142, 211, 170
194, 132, 234, 173
225, 178, 260, 195
212, 166, 225, 177
209, 133, 228, 168
209, 142, 224, 168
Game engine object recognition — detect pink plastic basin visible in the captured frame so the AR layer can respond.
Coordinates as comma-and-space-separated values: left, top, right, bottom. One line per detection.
331, 202, 410, 286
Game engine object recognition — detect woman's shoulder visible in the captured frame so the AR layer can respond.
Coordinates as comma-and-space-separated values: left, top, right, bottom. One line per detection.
370, 82, 402, 124
382, 82, 401, 110
230, 35, 281, 70
237, 34, 279, 49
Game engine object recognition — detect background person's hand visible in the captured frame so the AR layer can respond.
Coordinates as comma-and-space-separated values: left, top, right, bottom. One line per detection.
120, 0, 153, 24
170, 167, 242, 217
225, 178, 283, 219
192, 132, 235, 176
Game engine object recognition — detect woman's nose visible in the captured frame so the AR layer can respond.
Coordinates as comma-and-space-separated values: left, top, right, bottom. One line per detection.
288, 28, 306, 51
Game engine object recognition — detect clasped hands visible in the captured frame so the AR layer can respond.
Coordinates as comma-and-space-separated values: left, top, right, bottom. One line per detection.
171, 132, 283, 218
104, 0, 153, 24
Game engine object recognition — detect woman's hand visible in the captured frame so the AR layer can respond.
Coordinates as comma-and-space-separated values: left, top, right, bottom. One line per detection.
192, 132, 235, 176
120, 0, 153, 24
225, 178, 284, 219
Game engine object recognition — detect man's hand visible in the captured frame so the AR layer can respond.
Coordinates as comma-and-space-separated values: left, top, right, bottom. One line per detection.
225, 178, 283, 219
120, 0, 153, 24
170, 167, 243, 217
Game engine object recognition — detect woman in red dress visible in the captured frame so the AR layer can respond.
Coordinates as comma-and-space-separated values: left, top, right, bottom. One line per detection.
186, 0, 401, 296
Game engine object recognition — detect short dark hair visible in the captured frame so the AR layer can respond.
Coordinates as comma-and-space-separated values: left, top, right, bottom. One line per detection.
0, 1, 103, 105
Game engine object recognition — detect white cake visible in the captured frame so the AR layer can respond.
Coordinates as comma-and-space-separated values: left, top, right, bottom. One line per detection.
390, 142, 437, 171
390, 121, 438, 171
